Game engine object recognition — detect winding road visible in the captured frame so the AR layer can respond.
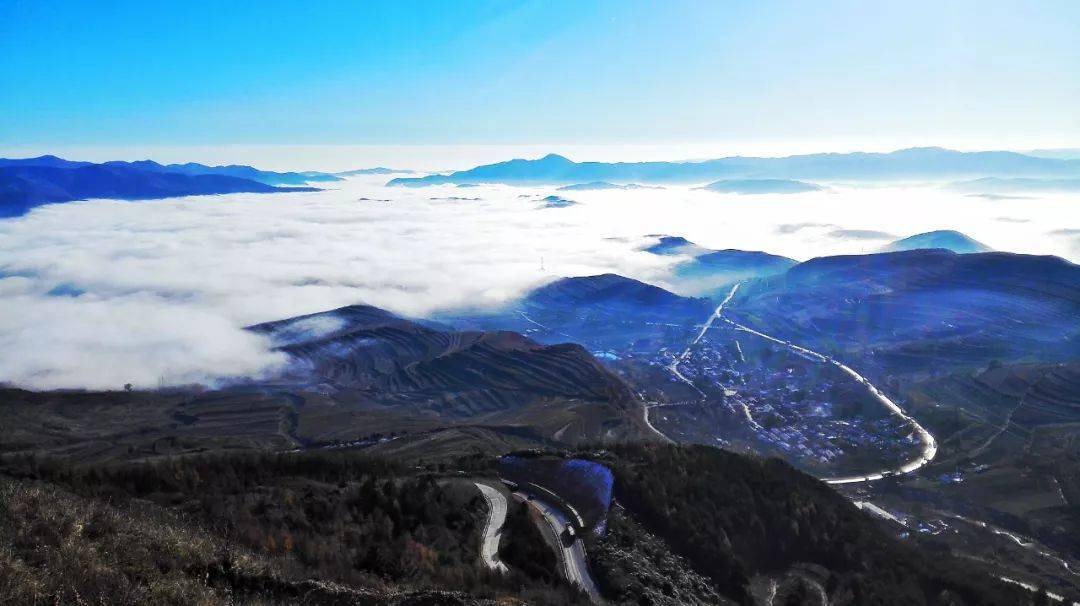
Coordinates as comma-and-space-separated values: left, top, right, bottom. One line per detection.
517, 491, 602, 602
474, 482, 509, 573
664, 283, 741, 394
659, 281, 938, 485
475, 479, 603, 601
652, 283, 742, 425
642, 400, 676, 443
723, 317, 938, 484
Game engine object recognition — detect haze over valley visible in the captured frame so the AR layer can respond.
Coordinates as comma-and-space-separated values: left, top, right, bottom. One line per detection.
2, 150, 1077, 390
3, 2, 1080, 604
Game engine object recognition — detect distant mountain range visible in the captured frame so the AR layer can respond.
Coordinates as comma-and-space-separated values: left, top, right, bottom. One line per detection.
700, 178, 823, 195
387, 147, 1080, 187
1026, 148, 1080, 160
882, 230, 991, 254
556, 181, 660, 191
335, 167, 415, 176
0, 155, 341, 186
0, 155, 325, 217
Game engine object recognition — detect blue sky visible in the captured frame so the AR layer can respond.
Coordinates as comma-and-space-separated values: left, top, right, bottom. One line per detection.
2, 0, 1078, 149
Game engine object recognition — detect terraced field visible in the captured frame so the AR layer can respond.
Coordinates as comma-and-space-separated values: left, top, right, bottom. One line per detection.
1014, 364, 1080, 426
729, 250, 1080, 374
1, 303, 653, 463
909, 363, 1080, 465
253, 304, 636, 417
884, 363, 1080, 563
0, 389, 300, 462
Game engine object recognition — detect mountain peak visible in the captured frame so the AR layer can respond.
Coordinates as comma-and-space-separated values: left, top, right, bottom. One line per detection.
527, 273, 689, 308
538, 153, 571, 163
894, 146, 950, 154
643, 235, 702, 256
385, 147, 1080, 187
882, 230, 991, 254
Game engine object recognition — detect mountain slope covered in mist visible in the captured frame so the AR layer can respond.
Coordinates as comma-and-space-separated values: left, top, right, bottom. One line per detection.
0, 157, 320, 217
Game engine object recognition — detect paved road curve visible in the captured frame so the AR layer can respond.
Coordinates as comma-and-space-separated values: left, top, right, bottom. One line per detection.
660, 280, 938, 485
474, 482, 509, 573
642, 401, 677, 443
722, 317, 938, 484
652, 282, 742, 429
518, 491, 602, 603
665, 283, 742, 396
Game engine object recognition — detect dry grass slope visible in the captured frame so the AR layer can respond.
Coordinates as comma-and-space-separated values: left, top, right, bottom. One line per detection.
0, 475, 509, 605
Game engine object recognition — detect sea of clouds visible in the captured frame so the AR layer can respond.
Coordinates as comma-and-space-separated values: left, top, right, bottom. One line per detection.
1, 174, 1077, 390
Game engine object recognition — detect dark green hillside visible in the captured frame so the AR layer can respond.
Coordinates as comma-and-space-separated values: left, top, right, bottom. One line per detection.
590, 505, 731, 606
591, 443, 1027, 605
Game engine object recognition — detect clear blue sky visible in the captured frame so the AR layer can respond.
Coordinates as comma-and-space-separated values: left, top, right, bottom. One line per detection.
2, 0, 1078, 148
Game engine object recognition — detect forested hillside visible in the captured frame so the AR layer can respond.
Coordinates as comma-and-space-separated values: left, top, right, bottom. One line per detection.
0, 452, 584, 605
592, 444, 1032, 605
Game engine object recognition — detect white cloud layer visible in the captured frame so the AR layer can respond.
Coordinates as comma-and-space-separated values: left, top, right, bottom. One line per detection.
1, 175, 1077, 390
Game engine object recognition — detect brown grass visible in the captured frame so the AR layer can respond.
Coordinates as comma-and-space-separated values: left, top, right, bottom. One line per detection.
0, 475, 283, 604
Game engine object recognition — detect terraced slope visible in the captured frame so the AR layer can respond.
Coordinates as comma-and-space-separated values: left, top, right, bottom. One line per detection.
0, 388, 303, 461
0, 303, 651, 462
251, 304, 640, 422
909, 363, 1080, 461
730, 250, 1080, 371
899, 363, 1080, 562
1015, 364, 1080, 426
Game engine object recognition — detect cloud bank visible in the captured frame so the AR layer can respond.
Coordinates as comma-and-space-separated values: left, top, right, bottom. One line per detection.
828, 229, 896, 240
1, 175, 1076, 390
